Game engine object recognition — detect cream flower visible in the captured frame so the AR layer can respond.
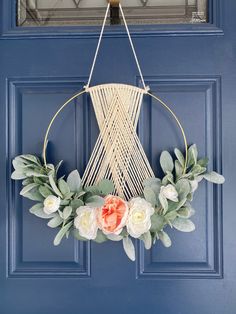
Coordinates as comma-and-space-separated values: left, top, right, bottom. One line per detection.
127, 197, 154, 238
43, 195, 60, 215
74, 206, 98, 240
160, 184, 178, 202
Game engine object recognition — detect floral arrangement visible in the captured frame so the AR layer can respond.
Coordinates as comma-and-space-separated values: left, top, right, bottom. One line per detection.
11, 144, 224, 261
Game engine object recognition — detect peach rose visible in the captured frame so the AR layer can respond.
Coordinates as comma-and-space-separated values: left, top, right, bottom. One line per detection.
97, 195, 129, 235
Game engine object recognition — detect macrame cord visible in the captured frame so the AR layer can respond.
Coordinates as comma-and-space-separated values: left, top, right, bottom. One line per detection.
42, 3, 188, 200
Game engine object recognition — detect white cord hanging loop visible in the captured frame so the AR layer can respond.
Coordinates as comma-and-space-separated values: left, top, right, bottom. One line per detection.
84, 3, 149, 92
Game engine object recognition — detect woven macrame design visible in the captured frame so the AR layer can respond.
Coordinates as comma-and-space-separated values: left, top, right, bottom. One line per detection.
82, 84, 154, 200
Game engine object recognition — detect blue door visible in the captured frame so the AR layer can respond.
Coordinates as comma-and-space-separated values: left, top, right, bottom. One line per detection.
0, 1, 234, 313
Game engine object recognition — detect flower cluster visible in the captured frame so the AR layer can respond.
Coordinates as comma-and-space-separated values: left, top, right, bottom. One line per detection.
11, 144, 225, 261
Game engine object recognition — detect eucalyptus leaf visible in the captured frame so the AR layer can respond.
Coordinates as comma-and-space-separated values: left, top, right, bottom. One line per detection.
53, 221, 73, 246
172, 217, 195, 232
123, 237, 135, 261
86, 195, 104, 207
143, 177, 161, 187
203, 171, 225, 184
47, 215, 63, 228
70, 199, 84, 210
160, 151, 174, 174
67, 170, 81, 193
98, 179, 114, 195
143, 186, 156, 207
158, 231, 172, 247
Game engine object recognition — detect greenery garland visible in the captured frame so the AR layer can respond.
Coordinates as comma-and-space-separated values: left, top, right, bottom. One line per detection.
11, 144, 224, 261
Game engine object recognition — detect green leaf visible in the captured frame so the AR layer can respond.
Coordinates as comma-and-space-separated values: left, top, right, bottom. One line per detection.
175, 160, 183, 178
167, 198, 187, 212
73, 229, 87, 241
85, 195, 104, 207
97, 179, 114, 195
150, 214, 165, 232
20, 183, 39, 196
187, 144, 198, 167
39, 185, 52, 198
55, 160, 63, 174
53, 221, 73, 246
94, 230, 108, 243
21, 154, 41, 165
172, 217, 195, 232
165, 210, 178, 221
123, 237, 135, 261
174, 148, 185, 167
58, 179, 70, 196
47, 214, 63, 228
160, 151, 174, 174
67, 170, 81, 193
203, 171, 225, 184
197, 158, 209, 167
24, 188, 44, 202
25, 170, 47, 178
107, 234, 123, 241
70, 199, 84, 210
140, 231, 152, 250
29, 203, 54, 219
158, 231, 172, 247
143, 177, 161, 187
22, 178, 33, 186
11, 171, 27, 180
62, 206, 72, 220
159, 193, 168, 214
177, 205, 195, 218
175, 179, 191, 200
49, 175, 63, 198
143, 186, 156, 207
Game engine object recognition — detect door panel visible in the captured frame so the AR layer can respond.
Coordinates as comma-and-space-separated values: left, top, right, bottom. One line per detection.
0, 1, 235, 314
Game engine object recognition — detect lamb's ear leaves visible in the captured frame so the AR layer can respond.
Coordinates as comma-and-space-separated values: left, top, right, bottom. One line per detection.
158, 231, 172, 247
203, 171, 225, 184
123, 237, 136, 261
140, 232, 152, 250
160, 151, 174, 174
53, 221, 73, 246
172, 218, 195, 232
67, 170, 81, 193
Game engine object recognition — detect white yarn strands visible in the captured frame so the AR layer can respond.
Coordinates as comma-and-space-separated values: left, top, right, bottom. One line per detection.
82, 84, 154, 200
81, 3, 154, 199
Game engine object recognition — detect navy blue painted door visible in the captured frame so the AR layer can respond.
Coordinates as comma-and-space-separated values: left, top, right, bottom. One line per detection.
0, 1, 235, 314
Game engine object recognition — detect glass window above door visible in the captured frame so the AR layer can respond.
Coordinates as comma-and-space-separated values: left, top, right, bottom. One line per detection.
17, 0, 208, 27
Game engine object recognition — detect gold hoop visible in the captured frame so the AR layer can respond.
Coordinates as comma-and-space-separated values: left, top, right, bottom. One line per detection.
42, 87, 188, 174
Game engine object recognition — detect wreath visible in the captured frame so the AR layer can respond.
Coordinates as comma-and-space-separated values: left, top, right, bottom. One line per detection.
11, 144, 224, 261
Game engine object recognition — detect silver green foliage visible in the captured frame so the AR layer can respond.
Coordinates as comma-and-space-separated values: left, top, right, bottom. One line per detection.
11, 144, 225, 261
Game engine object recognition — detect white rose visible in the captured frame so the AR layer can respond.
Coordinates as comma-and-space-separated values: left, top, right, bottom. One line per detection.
74, 206, 98, 240
160, 184, 178, 202
43, 195, 60, 215
127, 197, 154, 238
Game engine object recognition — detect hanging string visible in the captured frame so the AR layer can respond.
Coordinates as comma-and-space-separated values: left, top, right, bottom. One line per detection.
84, 3, 149, 92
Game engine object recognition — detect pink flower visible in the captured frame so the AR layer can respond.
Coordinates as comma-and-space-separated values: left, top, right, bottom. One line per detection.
97, 195, 129, 235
